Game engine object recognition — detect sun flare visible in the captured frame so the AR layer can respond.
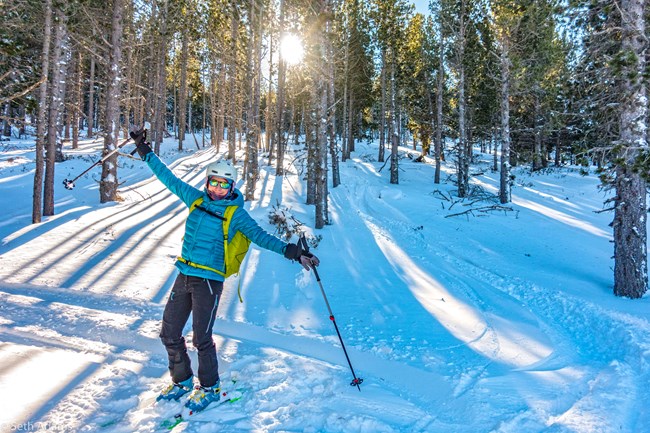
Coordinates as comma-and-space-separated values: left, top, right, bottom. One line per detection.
280, 33, 304, 66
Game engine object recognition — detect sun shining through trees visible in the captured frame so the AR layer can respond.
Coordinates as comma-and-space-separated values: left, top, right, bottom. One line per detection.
280, 33, 304, 65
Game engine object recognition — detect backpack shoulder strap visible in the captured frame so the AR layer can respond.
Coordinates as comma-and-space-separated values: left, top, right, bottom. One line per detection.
222, 205, 238, 240
224, 205, 238, 218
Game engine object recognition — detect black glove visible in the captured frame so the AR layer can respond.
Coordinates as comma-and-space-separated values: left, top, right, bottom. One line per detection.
284, 243, 303, 261
130, 129, 152, 159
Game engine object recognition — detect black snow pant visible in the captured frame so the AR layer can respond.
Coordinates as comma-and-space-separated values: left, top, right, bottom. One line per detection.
160, 273, 224, 388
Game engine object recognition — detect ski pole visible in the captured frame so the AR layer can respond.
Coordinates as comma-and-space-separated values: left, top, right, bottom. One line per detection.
299, 235, 363, 391
63, 123, 149, 190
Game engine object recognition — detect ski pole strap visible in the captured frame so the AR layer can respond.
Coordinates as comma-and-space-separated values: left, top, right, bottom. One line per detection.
299, 234, 309, 253
237, 278, 244, 303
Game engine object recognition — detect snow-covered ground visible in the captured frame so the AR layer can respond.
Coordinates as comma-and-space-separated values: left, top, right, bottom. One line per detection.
0, 132, 648, 433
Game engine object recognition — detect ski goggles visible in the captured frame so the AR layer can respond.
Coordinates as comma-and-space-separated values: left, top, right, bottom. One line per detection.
208, 177, 231, 189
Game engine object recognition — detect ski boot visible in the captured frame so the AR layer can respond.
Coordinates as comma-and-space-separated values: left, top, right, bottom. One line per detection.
157, 376, 194, 402
184, 381, 221, 413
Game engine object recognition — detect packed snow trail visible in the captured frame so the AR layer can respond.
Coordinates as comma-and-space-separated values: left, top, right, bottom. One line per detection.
0, 138, 648, 432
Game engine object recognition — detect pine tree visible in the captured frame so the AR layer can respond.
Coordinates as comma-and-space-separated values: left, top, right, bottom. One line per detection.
563, 0, 647, 298
333, 0, 372, 166
489, 0, 525, 204
441, 0, 485, 197
610, 0, 647, 298
401, 14, 436, 158
371, 0, 413, 184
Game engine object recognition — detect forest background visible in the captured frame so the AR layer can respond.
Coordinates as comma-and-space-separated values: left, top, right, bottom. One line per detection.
0, 0, 648, 299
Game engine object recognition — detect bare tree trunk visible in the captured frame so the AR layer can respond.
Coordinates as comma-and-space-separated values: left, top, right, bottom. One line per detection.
237, 98, 243, 151
43, 8, 67, 216
346, 89, 354, 160
178, 32, 189, 150
2, 103, 10, 137
252, 0, 263, 173
72, 50, 82, 149
492, 125, 498, 171
132, 52, 143, 127
188, 92, 196, 148
295, 101, 303, 146
152, 0, 169, 153
202, 71, 206, 147
288, 100, 296, 146
63, 85, 70, 142
145, 9, 156, 125
228, 3, 239, 161
321, 1, 333, 222
265, 31, 274, 154
315, 67, 328, 228
217, 59, 226, 148
389, 51, 399, 185
434, 31, 444, 184
100, 0, 124, 203
87, 42, 96, 138
379, 48, 386, 163
122, 6, 134, 137
457, 64, 468, 196
498, 39, 512, 204
245, 0, 261, 200
424, 69, 434, 158
33, 0, 53, 224
532, 91, 543, 171
327, 21, 339, 188
209, 59, 218, 148
456, 1, 469, 198
306, 106, 317, 206
613, 0, 647, 298
275, 0, 286, 175
172, 79, 177, 138
341, 22, 349, 163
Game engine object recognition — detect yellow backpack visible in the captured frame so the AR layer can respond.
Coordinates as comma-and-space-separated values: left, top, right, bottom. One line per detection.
178, 197, 252, 301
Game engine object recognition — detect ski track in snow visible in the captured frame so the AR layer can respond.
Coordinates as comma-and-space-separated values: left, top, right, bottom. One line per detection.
0, 138, 648, 432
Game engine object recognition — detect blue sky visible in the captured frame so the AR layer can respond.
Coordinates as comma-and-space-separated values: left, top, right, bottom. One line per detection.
412, 0, 429, 15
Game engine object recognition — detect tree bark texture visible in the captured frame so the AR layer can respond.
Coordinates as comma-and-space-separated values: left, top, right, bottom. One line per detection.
613, 0, 648, 298
33, 0, 53, 224
499, 38, 512, 205
100, 0, 124, 203
43, 7, 67, 216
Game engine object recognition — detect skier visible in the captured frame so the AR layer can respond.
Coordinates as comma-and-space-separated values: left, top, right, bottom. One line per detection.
130, 129, 319, 413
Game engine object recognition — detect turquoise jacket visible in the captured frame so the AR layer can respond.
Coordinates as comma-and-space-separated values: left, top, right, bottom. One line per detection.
144, 152, 288, 281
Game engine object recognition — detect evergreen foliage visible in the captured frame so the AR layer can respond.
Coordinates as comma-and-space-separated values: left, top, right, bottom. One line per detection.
5, 0, 647, 297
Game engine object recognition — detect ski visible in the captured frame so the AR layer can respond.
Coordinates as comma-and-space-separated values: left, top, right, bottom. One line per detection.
160, 384, 246, 430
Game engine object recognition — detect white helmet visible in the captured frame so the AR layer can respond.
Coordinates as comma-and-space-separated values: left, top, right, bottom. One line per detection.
205, 160, 237, 183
